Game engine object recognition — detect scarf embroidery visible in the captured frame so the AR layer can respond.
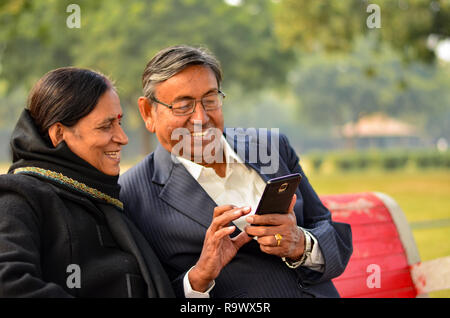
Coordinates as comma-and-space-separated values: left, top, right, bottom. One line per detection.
13, 166, 123, 210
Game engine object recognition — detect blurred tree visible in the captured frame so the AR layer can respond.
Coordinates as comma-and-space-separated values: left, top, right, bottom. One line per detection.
0, 0, 79, 129
274, 0, 450, 63
274, 0, 450, 144
0, 0, 295, 153
0, 0, 90, 89
290, 36, 450, 141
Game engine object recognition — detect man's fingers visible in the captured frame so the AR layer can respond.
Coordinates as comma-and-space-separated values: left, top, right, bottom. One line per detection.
259, 244, 283, 257
246, 213, 284, 226
213, 225, 236, 242
231, 231, 252, 249
213, 204, 237, 218
245, 194, 297, 226
288, 194, 297, 214
245, 224, 281, 237
257, 235, 278, 247
210, 206, 251, 232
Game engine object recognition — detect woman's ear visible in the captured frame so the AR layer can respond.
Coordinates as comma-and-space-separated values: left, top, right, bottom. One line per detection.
138, 96, 156, 133
47, 122, 65, 147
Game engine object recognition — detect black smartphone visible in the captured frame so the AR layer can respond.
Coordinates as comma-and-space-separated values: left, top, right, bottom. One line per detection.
255, 173, 302, 215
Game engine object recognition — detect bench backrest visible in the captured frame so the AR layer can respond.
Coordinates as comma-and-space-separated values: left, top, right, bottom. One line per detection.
320, 192, 420, 298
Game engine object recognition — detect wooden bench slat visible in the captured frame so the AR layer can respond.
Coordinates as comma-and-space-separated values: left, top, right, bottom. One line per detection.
349, 222, 399, 242
330, 206, 393, 225
332, 269, 415, 298
354, 287, 417, 298
351, 236, 405, 260
333, 253, 409, 280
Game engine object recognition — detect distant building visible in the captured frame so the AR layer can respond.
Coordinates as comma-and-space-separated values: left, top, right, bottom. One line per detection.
340, 113, 424, 149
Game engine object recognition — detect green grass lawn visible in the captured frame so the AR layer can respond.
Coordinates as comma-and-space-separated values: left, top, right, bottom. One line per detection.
306, 168, 450, 298
0, 163, 8, 175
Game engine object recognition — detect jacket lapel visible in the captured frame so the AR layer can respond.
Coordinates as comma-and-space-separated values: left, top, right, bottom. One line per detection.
224, 129, 279, 182
152, 129, 282, 229
153, 145, 217, 229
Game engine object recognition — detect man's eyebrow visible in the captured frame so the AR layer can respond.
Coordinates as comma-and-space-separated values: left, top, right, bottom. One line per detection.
172, 89, 219, 103
172, 95, 194, 103
202, 88, 219, 96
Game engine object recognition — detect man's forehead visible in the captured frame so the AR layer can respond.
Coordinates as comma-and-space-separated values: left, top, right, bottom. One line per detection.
167, 65, 215, 82
155, 65, 218, 98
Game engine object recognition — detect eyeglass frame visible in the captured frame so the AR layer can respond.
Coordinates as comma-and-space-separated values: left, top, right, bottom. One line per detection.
149, 90, 226, 116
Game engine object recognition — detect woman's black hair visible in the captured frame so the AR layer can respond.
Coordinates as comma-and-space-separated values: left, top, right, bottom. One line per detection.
27, 67, 114, 134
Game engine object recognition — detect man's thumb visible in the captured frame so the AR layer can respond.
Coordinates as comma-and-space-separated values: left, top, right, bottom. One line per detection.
288, 194, 297, 213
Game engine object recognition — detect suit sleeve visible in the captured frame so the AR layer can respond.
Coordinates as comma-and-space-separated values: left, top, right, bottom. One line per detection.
0, 192, 72, 297
279, 134, 353, 284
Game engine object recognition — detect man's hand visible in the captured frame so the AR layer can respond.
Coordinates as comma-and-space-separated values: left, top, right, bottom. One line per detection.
189, 205, 252, 292
244, 194, 305, 261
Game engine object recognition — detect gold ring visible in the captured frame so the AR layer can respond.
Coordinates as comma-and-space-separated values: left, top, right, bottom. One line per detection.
274, 233, 283, 246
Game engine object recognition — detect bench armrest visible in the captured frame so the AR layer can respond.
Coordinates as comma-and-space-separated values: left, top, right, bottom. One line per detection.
410, 256, 450, 295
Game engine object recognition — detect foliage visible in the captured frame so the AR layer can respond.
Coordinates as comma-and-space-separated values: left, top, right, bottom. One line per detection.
303, 149, 450, 174
289, 36, 450, 140
0, 0, 449, 155
274, 0, 450, 63
0, 0, 295, 127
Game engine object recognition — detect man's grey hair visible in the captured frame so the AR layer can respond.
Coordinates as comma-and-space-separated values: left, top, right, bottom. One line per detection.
142, 45, 223, 100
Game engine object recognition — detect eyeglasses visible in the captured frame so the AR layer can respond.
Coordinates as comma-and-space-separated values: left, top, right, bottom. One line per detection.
150, 90, 226, 116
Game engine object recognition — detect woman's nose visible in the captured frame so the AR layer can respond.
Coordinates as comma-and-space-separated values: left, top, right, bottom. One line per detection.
113, 124, 129, 145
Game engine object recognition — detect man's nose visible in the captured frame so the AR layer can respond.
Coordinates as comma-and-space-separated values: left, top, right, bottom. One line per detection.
189, 101, 209, 124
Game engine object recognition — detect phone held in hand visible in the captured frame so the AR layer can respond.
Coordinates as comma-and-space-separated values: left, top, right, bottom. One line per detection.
255, 173, 302, 215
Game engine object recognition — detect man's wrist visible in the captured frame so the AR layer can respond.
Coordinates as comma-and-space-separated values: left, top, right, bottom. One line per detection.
282, 227, 312, 269
184, 267, 215, 298
188, 265, 214, 293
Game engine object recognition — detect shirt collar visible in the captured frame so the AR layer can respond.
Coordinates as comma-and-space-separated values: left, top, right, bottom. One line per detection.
176, 134, 244, 181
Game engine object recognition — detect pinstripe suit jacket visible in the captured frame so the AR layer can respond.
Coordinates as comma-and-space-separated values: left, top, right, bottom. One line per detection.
119, 130, 352, 298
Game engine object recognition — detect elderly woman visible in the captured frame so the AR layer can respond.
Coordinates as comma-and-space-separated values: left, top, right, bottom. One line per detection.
0, 67, 174, 297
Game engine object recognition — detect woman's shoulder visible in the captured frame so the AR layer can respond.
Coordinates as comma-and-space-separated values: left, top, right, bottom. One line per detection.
0, 172, 54, 191
0, 173, 58, 206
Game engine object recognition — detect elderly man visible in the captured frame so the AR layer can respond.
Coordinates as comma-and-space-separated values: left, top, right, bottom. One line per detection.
119, 45, 352, 298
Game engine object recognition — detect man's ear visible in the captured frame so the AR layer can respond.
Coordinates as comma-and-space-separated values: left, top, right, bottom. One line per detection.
47, 122, 65, 147
138, 96, 156, 133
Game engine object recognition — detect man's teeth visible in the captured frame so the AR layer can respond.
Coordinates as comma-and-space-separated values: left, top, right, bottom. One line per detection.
191, 131, 208, 137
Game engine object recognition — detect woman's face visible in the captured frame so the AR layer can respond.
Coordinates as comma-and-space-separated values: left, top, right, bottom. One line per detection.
63, 89, 128, 176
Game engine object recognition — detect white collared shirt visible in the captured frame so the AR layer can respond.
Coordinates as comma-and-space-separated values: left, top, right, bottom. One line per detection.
179, 135, 324, 298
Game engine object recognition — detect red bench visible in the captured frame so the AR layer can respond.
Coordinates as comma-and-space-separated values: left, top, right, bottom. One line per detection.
320, 192, 450, 298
